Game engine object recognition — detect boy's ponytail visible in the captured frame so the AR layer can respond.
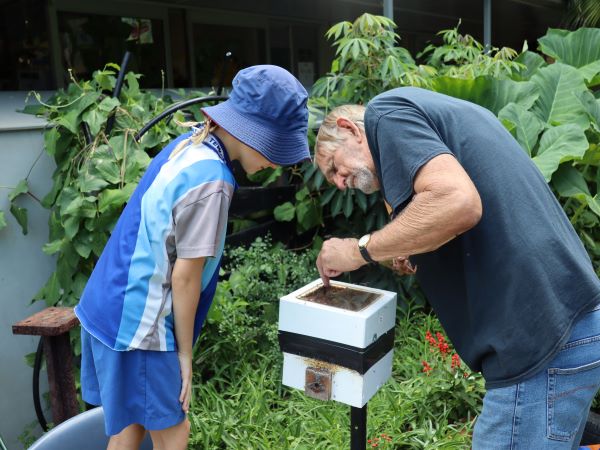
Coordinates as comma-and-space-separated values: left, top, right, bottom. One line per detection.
169, 118, 217, 159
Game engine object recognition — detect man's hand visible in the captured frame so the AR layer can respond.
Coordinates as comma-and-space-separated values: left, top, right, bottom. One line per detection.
317, 237, 366, 286
178, 352, 192, 413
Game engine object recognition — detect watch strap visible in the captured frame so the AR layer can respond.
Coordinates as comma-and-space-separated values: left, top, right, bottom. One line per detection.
359, 243, 376, 264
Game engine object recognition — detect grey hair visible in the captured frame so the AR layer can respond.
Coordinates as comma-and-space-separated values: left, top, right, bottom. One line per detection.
314, 104, 366, 157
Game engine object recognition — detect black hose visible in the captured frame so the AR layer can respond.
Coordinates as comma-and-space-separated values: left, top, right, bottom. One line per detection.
134, 95, 228, 142
33, 337, 48, 431
81, 122, 92, 146
105, 51, 132, 137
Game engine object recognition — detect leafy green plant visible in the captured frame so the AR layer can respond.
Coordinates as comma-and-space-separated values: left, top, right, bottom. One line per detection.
312, 13, 432, 106
12, 67, 202, 310
419, 20, 524, 79
196, 236, 319, 376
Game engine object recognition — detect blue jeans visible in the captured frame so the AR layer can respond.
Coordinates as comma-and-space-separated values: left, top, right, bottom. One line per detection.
472, 304, 600, 450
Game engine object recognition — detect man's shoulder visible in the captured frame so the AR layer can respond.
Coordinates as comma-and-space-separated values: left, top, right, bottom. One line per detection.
365, 87, 436, 131
369, 86, 433, 107
366, 87, 431, 121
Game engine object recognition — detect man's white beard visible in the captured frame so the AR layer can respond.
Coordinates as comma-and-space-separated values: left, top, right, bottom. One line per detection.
352, 167, 379, 194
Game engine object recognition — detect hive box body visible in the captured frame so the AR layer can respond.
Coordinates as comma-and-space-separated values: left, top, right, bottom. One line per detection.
282, 350, 394, 407
279, 279, 396, 348
279, 279, 397, 407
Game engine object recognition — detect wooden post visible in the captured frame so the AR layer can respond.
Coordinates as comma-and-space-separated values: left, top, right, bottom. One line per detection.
13, 307, 80, 425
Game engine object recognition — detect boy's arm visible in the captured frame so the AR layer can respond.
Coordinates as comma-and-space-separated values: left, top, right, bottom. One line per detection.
171, 256, 205, 413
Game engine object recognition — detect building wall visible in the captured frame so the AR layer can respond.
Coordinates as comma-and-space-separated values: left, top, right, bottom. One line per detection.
0, 92, 55, 449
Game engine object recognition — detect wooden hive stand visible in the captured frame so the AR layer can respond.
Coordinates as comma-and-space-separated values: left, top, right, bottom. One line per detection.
12, 307, 80, 425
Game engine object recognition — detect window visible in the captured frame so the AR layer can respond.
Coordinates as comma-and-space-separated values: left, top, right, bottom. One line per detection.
57, 11, 166, 88
0, 0, 52, 90
192, 23, 266, 89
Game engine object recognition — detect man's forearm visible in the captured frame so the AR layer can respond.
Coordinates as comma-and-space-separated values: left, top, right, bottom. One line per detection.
369, 188, 481, 261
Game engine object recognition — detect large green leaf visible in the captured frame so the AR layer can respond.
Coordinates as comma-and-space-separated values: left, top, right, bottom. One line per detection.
296, 199, 321, 232
98, 97, 120, 113
532, 124, 589, 180
512, 50, 547, 81
8, 179, 29, 201
498, 103, 545, 156
94, 158, 122, 184
73, 92, 101, 116
274, 202, 296, 222
42, 238, 65, 255
82, 108, 108, 136
431, 76, 538, 115
552, 163, 591, 198
44, 127, 60, 157
576, 90, 600, 130
530, 63, 590, 129
78, 172, 110, 193
10, 204, 28, 235
579, 143, 600, 166
538, 28, 600, 83
56, 109, 81, 135
553, 164, 600, 217
97, 184, 135, 213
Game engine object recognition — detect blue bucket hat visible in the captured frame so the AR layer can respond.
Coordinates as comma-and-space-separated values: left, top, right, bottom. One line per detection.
202, 65, 310, 166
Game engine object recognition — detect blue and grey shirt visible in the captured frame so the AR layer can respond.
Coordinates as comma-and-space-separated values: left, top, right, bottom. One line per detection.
75, 132, 235, 351
364, 87, 600, 388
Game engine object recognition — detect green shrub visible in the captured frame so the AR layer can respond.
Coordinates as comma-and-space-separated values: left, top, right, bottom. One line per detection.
194, 236, 319, 379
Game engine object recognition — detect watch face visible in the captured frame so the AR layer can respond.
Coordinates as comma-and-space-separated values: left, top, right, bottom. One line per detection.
358, 234, 370, 247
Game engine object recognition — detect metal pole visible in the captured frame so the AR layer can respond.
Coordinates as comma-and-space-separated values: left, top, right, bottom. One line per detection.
351, 404, 367, 450
483, 0, 492, 52
383, 0, 394, 22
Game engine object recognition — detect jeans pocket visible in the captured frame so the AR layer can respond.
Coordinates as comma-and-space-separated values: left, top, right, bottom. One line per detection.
547, 357, 600, 441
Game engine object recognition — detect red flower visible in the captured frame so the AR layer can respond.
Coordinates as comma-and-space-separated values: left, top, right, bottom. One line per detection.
438, 342, 450, 356
436, 332, 450, 356
451, 353, 461, 369
425, 330, 437, 347
422, 360, 433, 374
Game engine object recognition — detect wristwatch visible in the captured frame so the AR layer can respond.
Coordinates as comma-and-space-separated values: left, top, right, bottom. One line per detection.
358, 234, 376, 264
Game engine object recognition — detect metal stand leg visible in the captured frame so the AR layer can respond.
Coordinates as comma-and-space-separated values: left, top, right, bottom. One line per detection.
351, 404, 367, 450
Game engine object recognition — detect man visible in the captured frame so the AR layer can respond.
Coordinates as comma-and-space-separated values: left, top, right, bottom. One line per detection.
314, 87, 600, 449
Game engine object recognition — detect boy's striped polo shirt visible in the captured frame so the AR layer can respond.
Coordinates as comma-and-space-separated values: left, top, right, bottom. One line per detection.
75, 132, 235, 351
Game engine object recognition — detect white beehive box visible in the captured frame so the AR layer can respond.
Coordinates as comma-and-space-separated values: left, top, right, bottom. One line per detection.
278, 279, 397, 407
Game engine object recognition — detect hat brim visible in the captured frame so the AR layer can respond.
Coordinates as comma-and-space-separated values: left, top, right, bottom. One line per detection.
202, 100, 310, 166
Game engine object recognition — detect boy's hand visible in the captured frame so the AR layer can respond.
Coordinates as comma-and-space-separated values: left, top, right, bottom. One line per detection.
178, 352, 193, 413
380, 256, 417, 275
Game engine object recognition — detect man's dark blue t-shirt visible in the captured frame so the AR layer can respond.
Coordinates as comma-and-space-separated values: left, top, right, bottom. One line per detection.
364, 87, 600, 388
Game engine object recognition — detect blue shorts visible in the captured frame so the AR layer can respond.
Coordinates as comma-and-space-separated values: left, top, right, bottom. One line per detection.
80, 327, 185, 436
